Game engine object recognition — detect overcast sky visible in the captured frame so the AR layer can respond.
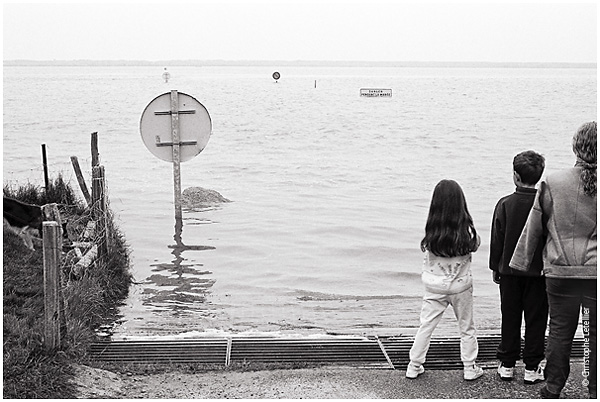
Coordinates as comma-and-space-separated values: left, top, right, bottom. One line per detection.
3, 2, 597, 63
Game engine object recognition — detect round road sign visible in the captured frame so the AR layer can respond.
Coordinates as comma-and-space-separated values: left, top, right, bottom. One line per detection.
140, 92, 212, 162
272, 71, 280, 80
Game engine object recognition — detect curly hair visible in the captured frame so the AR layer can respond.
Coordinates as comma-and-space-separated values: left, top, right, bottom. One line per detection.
573, 121, 597, 197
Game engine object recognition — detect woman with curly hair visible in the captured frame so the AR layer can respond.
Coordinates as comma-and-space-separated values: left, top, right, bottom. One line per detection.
510, 121, 597, 399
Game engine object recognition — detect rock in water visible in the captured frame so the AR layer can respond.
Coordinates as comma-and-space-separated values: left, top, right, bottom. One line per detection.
182, 187, 231, 207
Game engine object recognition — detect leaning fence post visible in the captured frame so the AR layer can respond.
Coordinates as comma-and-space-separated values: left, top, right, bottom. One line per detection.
70, 156, 91, 206
43, 221, 61, 351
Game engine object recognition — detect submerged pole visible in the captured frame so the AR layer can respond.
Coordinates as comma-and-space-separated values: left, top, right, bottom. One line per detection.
170, 90, 182, 219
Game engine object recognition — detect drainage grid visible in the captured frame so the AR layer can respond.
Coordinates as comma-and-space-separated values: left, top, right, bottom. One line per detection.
89, 334, 586, 370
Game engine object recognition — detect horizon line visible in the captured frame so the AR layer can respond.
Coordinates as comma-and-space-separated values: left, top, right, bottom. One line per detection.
3, 59, 596, 68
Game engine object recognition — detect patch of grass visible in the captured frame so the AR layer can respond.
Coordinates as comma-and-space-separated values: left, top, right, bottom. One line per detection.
4, 175, 83, 211
3, 176, 132, 398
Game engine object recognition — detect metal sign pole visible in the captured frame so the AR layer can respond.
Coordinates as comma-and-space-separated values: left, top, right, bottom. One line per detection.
140, 90, 211, 222
170, 90, 182, 219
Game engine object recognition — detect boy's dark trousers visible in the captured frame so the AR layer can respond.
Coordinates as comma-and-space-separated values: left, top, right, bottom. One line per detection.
497, 274, 548, 369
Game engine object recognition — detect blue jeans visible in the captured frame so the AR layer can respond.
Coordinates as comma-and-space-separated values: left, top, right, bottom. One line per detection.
545, 278, 596, 397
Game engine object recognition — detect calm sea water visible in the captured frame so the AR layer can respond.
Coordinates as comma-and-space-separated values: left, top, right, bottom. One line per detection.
3, 65, 596, 338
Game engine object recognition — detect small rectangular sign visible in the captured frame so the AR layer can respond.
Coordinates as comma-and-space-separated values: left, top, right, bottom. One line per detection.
360, 88, 392, 97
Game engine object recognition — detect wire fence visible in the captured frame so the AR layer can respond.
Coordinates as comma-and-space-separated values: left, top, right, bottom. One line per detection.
43, 132, 131, 350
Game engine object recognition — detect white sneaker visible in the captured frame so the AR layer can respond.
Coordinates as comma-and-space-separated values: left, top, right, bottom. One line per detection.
406, 363, 425, 379
497, 363, 514, 381
524, 365, 545, 385
464, 364, 484, 381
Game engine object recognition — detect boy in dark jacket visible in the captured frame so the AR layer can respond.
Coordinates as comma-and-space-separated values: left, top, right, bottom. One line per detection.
489, 150, 547, 384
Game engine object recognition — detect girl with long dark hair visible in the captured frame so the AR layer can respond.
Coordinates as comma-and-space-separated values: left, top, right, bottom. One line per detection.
406, 179, 484, 381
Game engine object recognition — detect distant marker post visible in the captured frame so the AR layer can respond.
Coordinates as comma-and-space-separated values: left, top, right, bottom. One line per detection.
162, 67, 171, 83
272, 71, 280, 83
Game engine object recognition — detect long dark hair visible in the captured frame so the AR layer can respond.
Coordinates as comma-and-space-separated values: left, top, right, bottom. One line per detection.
420, 179, 480, 257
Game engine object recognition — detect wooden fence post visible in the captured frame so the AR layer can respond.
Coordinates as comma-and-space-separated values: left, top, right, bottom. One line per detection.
91, 132, 99, 167
43, 203, 63, 247
41, 144, 50, 194
92, 165, 108, 263
43, 221, 61, 351
70, 156, 91, 206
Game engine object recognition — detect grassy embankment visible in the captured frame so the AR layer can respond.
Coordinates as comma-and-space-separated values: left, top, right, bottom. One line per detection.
3, 176, 132, 399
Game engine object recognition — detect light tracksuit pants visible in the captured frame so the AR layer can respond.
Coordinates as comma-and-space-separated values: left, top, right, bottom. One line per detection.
409, 286, 478, 367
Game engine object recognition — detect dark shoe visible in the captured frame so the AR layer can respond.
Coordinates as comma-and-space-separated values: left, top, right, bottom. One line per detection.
540, 386, 560, 399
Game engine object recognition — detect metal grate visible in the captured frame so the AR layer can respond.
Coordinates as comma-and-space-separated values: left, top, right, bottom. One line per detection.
89, 335, 587, 369
230, 337, 388, 368
89, 338, 228, 364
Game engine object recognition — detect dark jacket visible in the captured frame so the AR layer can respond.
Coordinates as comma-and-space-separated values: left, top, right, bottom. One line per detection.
489, 187, 544, 276
510, 167, 597, 279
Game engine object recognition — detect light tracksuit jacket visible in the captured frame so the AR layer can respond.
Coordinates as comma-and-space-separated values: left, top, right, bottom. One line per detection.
509, 166, 597, 279
422, 251, 474, 294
